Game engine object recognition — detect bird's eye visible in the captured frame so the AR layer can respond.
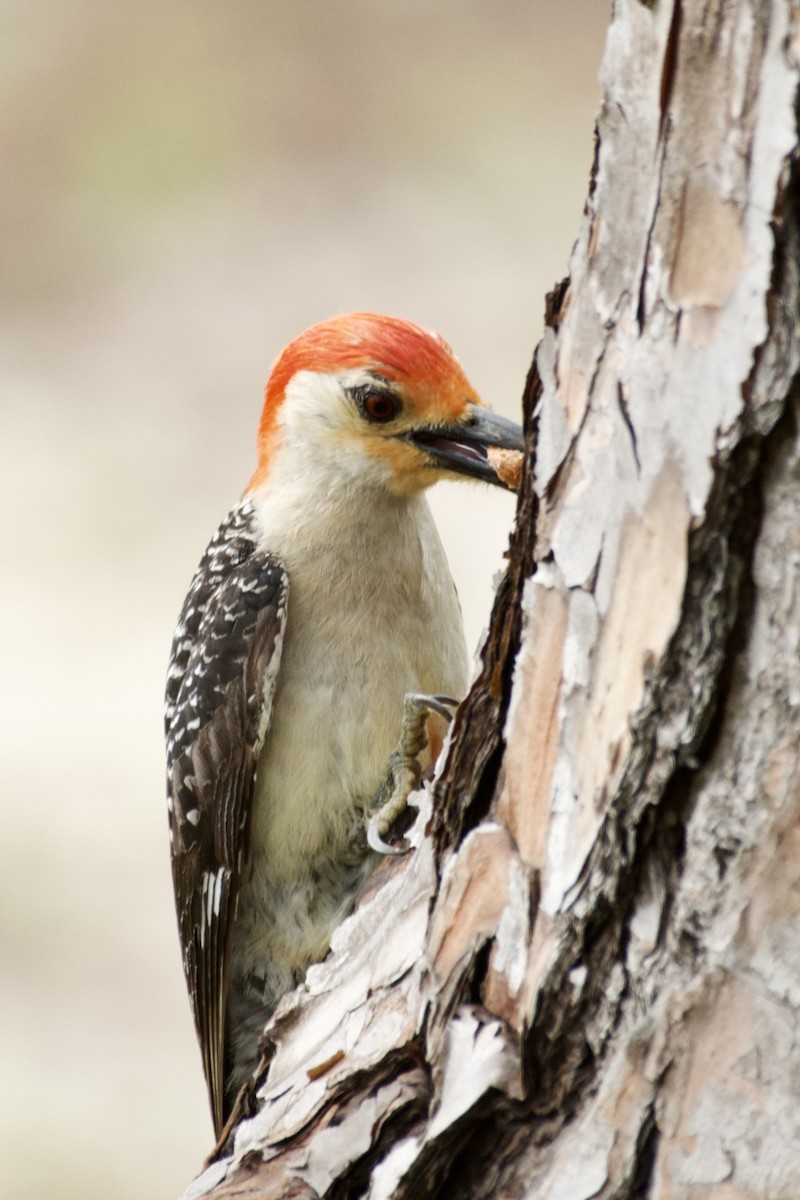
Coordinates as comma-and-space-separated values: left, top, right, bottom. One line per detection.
361, 391, 399, 423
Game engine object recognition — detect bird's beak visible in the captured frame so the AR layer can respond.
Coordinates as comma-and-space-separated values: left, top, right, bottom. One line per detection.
403, 403, 525, 490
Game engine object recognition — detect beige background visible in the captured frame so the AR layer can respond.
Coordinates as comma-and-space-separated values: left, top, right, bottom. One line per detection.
0, 3, 607, 1196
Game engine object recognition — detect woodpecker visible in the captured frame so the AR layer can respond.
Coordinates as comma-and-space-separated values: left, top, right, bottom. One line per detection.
165, 312, 524, 1137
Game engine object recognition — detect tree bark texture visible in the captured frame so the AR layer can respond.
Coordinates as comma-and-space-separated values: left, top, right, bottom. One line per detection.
181, 2, 800, 1197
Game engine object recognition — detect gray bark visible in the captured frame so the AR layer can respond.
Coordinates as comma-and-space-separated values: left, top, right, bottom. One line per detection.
180, 2, 800, 1196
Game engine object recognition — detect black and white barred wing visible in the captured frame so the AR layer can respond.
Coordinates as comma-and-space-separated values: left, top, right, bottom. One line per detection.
165, 502, 288, 1136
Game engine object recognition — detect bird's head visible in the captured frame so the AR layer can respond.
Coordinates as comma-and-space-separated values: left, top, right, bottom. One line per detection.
247, 313, 524, 497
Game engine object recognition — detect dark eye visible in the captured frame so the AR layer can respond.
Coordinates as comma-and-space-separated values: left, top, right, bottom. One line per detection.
361, 391, 399, 423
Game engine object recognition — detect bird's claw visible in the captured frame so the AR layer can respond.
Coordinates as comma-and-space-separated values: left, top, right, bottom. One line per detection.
366, 817, 409, 856
366, 692, 459, 856
407, 692, 459, 723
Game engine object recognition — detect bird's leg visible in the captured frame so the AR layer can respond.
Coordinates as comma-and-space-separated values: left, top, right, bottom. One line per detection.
367, 693, 458, 856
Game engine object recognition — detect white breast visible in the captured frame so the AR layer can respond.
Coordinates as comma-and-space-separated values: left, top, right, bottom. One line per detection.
255, 479, 466, 863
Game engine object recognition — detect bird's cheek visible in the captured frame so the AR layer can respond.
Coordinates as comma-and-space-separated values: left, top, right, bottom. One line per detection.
366, 439, 439, 495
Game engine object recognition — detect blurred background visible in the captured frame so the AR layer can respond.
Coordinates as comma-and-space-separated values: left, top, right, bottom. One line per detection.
0, 2, 607, 1196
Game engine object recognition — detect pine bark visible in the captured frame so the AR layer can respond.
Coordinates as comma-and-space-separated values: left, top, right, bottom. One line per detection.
181, 2, 800, 1196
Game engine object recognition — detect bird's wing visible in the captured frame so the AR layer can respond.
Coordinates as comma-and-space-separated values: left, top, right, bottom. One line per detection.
165, 499, 288, 1136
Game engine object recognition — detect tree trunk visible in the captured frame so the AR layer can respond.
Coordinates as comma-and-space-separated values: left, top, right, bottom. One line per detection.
181, 3, 800, 1197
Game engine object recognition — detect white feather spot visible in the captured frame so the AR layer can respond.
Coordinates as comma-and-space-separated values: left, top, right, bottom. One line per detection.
201, 867, 225, 940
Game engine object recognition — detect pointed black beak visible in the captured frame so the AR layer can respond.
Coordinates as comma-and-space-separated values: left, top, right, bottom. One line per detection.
403, 403, 524, 489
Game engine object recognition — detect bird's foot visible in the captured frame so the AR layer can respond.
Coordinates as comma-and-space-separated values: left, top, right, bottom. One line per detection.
366, 693, 458, 856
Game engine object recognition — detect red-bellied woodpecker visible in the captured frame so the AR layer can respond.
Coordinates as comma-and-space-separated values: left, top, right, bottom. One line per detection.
165, 312, 524, 1136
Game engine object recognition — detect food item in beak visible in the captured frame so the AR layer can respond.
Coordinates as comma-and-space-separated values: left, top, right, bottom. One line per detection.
487, 446, 524, 492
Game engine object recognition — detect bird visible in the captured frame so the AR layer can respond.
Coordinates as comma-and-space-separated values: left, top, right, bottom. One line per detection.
164, 312, 524, 1138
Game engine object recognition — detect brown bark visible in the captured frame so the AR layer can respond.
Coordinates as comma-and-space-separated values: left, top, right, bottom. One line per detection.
181, 2, 800, 1196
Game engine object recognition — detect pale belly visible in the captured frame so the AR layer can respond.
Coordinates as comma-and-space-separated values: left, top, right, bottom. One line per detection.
227, 596, 466, 1093
226, 490, 469, 1093
238, 611, 466, 957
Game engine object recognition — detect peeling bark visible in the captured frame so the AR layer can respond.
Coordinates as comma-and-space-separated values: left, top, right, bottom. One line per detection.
179, 2, 800, 1197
